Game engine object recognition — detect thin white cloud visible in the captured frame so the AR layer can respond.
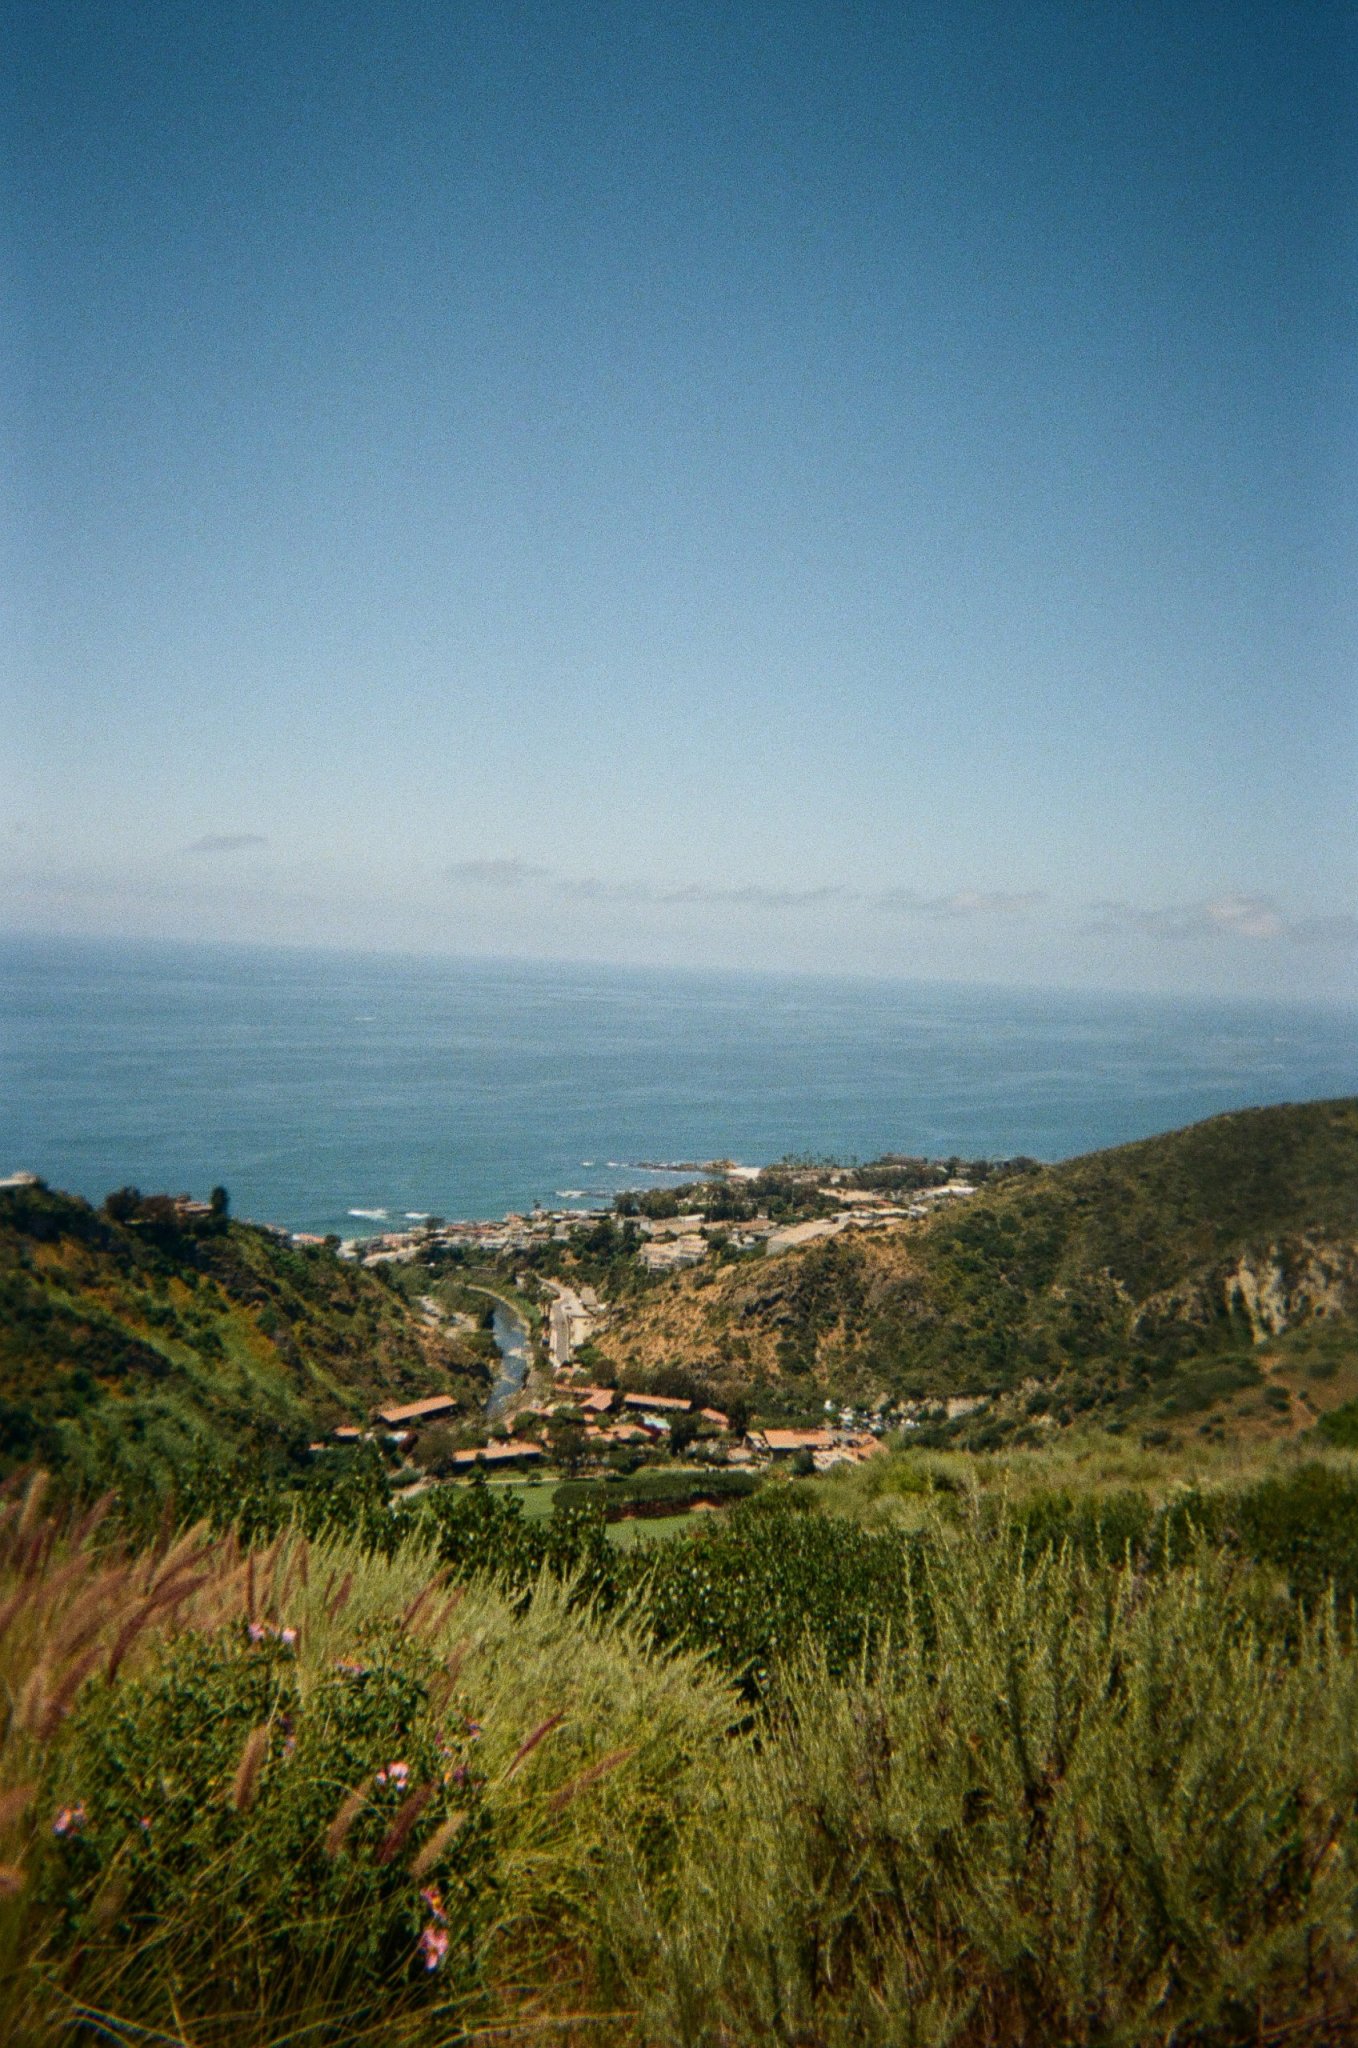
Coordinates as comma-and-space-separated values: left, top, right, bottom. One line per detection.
1203, 895, 1284, 940
880, 888, 1046, 919
659, 882, 850, 909
446, 861, 1043, 919
1086, 896, 1356, 948
446, 857, 555, 888
186, 833, 269, 855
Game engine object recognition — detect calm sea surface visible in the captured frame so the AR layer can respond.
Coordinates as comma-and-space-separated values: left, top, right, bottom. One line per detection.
3, 935, 1355, 1237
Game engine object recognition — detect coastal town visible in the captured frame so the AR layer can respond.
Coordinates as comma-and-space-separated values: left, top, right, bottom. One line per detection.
291, 1158, 991, 1494
333, 1169, 979, 1275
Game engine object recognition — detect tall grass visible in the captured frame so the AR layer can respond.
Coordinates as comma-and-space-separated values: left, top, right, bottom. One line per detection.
5, 1471, 1358, 2043
0, 1474, 733, 2044
608, 1516, 1358, 2045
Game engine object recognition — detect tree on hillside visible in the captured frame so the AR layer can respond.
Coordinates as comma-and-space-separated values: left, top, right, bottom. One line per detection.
210, 1185, 230, 1219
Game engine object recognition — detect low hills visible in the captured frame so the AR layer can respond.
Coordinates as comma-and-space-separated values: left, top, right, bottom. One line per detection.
5, 1100, 1356, 1484
0, 1180, 488, 1487
591, 1098, 1358, 1444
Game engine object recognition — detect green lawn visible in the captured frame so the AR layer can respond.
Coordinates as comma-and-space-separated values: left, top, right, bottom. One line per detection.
481, 1477, 559, 1521
476, 1476, 718, 1545
605, 1510, 703, 1548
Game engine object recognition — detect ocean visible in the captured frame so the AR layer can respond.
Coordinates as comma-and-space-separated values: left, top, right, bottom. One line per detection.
3, 934, 1355, 1237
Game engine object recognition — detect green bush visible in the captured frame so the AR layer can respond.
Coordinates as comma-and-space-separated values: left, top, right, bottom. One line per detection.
607, 1526, 1358, 2046
554, 1469, 759, 1518
1318, 1401, 1358, 1448
630, 1502, 918, 1695
37, 1626, 493, 2033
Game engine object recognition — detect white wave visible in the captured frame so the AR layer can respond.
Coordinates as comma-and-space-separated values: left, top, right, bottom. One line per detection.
556, 1189, 585, 1199
404, 1211, 430, 1220
348, 1207, 388, 1220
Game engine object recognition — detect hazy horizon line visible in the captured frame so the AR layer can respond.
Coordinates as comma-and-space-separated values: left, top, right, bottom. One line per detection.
4, 922, 1357, 1017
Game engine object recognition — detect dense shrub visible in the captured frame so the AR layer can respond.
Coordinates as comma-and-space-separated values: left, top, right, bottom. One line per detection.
611, 1534, 1358, 2047
553, 1469, 759, 1518
42, 1627, 494, 2027
0, 1484, 735, 2046
632, 1501, 918, 1694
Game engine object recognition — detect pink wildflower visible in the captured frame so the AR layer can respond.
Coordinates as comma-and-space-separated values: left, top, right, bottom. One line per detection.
280, 1626, 297, 1647
247, 1620, 269, 1643
420, 1884, 446, 1922
464, 1720, 482, 1740
53, 1803, 86, 1837
138, 1815, 152, 1833
418, 1924, 449, 1971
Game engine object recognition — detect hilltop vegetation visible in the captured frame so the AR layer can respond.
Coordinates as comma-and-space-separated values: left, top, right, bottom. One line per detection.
8, 1455, 1358, 2044
0, 1181, 488, 1492
592, 1099, 1358, 1440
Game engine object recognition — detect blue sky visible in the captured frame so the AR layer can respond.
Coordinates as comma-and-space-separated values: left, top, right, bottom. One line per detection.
7, 1, 1356, 995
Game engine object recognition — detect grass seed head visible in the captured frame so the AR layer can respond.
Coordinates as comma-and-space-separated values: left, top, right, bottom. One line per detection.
410, 1810, 468, 1881
548, 1747, 637, 1814
503, 1712, 567, 1782
324, 1784, 369, 1858
375, 1782, 435, 1866
0, 1783, 36, 1835
15, 1472, 49, 1545
231, 1724, 270, 1813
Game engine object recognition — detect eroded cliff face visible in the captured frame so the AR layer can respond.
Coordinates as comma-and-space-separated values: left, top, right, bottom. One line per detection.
1134, 1236, 1358, 1349
1223, 1238, 1358, 1342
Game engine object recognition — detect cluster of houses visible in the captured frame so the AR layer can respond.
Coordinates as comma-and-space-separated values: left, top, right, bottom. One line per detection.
633, 1191, 979, 1271
336, 1172, 980, 1273
745, 1426, 884, 1471
318, 1381, 894, 1477
339, 1205, 626, 1267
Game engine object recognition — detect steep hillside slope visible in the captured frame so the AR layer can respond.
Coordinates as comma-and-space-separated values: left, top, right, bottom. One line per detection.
0, 1181, 489, 1484
593, 1099, 1358, 1439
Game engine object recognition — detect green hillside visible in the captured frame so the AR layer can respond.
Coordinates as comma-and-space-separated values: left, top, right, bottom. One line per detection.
595, 1098, 1358, 1440
0, 1180, 489, 1488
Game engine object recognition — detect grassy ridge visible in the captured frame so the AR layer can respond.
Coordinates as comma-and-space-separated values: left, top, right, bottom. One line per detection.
594, 1098, 1358, 1433
0, 1183, 489, 1489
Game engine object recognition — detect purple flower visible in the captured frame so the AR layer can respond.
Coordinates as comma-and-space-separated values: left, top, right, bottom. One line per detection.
53, 1803, 86, 1837
419, 1924, 449, 1971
